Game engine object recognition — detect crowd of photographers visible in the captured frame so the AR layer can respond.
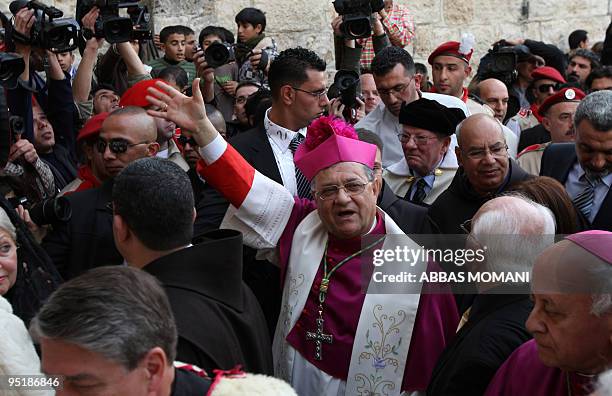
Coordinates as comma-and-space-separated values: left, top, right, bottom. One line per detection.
0, 0, 611, 394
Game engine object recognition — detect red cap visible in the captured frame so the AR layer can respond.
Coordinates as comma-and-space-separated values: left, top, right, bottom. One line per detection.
539, 88, 585, 115
531, 66, 566, 84
428, 41, 473, 65
119, 78, 165, 108
77, 112, 109, 142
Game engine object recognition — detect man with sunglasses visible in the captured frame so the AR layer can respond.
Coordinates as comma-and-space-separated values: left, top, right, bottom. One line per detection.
42, 106, 159, 280
428, 114, 532, 234
516, 67, 567, 152
518, 88, 586, 175
356, 47, 467, 168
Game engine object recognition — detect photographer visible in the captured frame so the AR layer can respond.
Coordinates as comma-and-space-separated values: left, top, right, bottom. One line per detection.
355, 0, 414, 71
6, 7, 78, 191
234, 7, 277, 85
72, 6, 120, 125
195, 26, 240, 122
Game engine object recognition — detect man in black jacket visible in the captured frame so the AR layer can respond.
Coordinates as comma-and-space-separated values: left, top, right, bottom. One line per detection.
42, 107, 159, 279
428, 114, 532, 235
427, 195, 555, 396
113, 157, 272, 374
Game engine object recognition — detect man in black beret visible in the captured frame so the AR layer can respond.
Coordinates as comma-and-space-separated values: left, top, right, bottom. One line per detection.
384, 98, 466, 206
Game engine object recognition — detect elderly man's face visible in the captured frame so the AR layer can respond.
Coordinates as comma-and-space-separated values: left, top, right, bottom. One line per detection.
400, 125, 450, 177
374, 63, 420, 117
542, 102, 579, 143
575, 119, 612, 177
526, 249, 612, 373
457, 117, 509, 196
40, 338, 151, 396
313, 162, 379, 240
480, 82, 509, 122
360, 73, 381, 114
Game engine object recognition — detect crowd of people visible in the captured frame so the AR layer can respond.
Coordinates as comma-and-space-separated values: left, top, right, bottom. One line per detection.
0, 0, 611, 395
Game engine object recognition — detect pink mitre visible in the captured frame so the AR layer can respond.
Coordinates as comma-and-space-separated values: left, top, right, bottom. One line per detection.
294, 115, 376, 181
565, 230, 612, 264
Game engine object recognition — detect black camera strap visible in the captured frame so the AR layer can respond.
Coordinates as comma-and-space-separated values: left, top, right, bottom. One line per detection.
10, 27, 31, 45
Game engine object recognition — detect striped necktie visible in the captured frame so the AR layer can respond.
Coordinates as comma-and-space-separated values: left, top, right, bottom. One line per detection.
573, 174, 602, 220
289, 134, 312, 199
406, 178, 427, 205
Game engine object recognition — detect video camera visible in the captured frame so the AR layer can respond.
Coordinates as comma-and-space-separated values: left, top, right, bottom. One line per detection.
9, 0, 80, 53
332, 0, 385, 39
328, 69, 360, 108
476, 41, 518, 86
0, 53, 25, 89
76, 0, 151, 43
203, 41, 235, 68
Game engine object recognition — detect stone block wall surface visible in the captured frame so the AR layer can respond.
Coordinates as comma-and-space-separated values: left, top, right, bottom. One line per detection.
1, 0, 609, 70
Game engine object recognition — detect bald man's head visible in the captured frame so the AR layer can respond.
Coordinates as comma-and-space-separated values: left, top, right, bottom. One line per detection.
455, 114, 509, 196
477, 79, 510, 122
99, 107, 160, 177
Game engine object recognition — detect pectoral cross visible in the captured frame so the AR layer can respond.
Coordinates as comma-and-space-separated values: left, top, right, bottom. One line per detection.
306, 315, 333, 360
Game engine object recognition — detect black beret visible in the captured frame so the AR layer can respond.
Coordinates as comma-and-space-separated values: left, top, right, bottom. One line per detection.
398, 98, 466, 136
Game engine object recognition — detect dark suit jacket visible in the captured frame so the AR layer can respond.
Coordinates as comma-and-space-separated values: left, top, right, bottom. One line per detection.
42, 180, 123, 280
540, 143, 612, 231
427, 292, 533, 396
377, 180, 430, 234
517, 124, 550, 153
194, 123, 283, 339
145, 229, 273, 375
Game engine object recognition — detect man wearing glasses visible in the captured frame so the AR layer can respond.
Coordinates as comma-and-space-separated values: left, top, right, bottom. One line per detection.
195, 47, 330, 339
428, 114, 532, 234
42, 106, 159, 280
384, 98, 466, 206
356, 47, 467, 168
150, 78, 459, 394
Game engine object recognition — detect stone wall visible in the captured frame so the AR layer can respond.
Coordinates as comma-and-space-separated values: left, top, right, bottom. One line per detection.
4, 0, 611, 69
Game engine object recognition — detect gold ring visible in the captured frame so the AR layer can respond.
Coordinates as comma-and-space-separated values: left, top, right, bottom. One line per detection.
162, 104, 168, 112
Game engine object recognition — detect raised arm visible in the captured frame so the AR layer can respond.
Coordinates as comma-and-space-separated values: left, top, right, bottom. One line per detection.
73, 7, 103, 103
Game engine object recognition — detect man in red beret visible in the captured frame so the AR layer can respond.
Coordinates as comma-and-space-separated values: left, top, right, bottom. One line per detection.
60, 112, 112, 195
515, 67, 567, 151
517, 88, 585, 175
120, 79, 189, 172
428, 37, 478, 111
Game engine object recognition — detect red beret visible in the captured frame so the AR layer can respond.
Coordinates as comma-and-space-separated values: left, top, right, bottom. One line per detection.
428, 41, 473, 65
77, 112, 109, 142
119, 78, 165, 108
531, 66, 566, 84
539, 88, 585, 115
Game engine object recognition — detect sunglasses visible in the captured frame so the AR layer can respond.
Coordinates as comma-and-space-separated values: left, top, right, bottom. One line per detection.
177, 135, 198, 147
536, 83, 558, 93
96, 138, 149, 154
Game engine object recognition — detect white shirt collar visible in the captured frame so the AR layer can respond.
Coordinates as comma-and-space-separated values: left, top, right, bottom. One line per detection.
264, 108, 306, 153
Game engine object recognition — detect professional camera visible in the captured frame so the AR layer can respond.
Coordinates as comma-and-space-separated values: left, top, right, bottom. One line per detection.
0, 53, 25, 89
76, 0, 151, 43
332, 0, 385, 39
8, 196, 72, 226
328, 69, 360, 108
476, 41, 518, 86
204, 41, 235, 68
9, 0, 80, 53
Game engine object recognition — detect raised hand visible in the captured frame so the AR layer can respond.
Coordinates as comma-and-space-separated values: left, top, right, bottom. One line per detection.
146, 78, 219, 147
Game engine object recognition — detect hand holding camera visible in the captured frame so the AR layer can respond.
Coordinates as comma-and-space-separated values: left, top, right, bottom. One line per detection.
8, 138, 38, 165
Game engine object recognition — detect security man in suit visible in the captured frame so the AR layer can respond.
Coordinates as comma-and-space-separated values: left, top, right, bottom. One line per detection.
540, 90, 612, 231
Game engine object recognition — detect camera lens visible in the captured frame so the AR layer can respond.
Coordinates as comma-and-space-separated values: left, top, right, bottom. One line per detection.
345, 18, 371, 39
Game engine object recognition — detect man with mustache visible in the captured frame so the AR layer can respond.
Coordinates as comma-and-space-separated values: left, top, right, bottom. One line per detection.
517, 88, 585, 175
428, 114, 532, 234
540, 91, 612, 231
